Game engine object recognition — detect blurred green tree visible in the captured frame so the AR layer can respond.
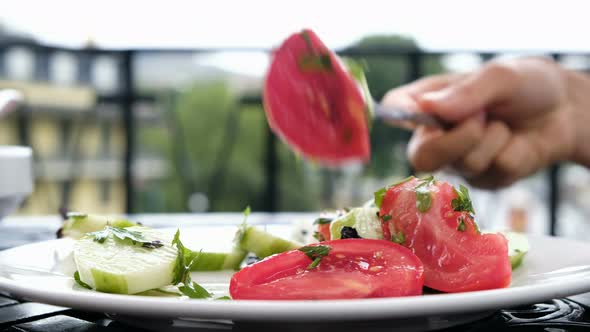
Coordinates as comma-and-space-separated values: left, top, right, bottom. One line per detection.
138, 81, 320, 212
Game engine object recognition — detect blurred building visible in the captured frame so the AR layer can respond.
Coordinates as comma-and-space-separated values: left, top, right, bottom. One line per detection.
0, 29, 167, 214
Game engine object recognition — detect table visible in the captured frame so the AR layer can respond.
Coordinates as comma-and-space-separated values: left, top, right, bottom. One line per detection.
1, 214, 590, 331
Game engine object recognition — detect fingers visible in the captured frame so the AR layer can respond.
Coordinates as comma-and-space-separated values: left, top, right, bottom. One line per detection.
453, 121, 511, 177
466, 134, 545, 189
381, 74, 462, 112
417, 62, 520, 122
408, 114, 485, 172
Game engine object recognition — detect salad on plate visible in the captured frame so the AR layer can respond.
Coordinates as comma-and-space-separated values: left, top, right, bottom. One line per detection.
58, 176, 529, 301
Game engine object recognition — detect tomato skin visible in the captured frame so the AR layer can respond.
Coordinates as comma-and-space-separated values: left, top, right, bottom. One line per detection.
379, 178, 511, 293
230, 239, 424, 300
263, 29, 370, 165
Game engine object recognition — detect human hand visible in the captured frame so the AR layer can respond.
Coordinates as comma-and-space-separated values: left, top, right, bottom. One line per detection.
381, 57, 590, 189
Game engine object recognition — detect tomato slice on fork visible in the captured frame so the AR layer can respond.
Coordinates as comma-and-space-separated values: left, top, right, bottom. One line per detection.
263, 29, 370, 166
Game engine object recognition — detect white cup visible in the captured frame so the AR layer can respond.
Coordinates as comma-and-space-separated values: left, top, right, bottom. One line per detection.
0, 146, 33, 220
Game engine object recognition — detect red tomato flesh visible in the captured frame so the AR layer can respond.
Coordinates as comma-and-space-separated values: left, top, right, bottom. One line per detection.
316, 222, 331, 241
379, 178, 511, 293
263, 29, 370, 166
230, 239, 424, 300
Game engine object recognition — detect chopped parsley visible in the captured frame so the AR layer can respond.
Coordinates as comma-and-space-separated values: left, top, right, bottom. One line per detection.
299, 245, 332, 269
243, 205, 251, 218
312, 231, 322, 241
299, 55, 332, 71
171, 230, 212, 299
298, 30, 332, 72
415, 175, 435, 213
88, 226, 163, 249
300, 30, 314, 52
451, 185, 475, 214
391, 231, 405, 245
374, 176, 414, 209
73, 271, 92, 290
457, 217, 466, 232
235, 206, 251, 243
313, 217, 333, 225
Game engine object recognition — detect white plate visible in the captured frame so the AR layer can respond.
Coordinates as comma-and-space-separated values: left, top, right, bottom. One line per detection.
1, 226, 590, 326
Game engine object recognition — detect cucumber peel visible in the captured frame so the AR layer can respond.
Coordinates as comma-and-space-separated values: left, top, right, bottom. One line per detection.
233, 205, 300, 259
61, 213, 138, 239
237, 226, 301, 259
188, 249, 247, 271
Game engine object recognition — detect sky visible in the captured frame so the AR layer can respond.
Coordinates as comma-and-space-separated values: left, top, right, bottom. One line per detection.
2, 0, 589, 75
2, 0, 589, 51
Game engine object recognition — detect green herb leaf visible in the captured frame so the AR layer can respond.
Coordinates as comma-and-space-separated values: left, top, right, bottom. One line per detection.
374, 187, 387, 209
451, 185, 475, 214
374, 176, 414, 209
89, 228, 110, 243
391, 231, 405, 245
299, 245, 332, 269
415, 175, 435, 189
313, 217, 333, 225
171, 229, 213, 299
414, 176, 435, 213
511, 249, 527, 270
299, 55, 333, 72
172, 229, 193, 285
457, 217, 466, 232
312, 231, 322, 241
307, 257, 323, 269
215, 296, 231, 300
300, 30, 314, 52
381, 214, 392, 222
235, 206, 251, 244
87, 226, 163, 249
178, 281, 212, 299
73, 271, 92, 290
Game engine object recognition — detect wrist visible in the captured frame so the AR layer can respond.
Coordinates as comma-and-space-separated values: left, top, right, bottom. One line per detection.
565, 68, 590, 167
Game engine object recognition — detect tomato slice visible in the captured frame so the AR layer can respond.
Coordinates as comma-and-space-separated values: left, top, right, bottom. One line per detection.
316, 222, 331, 241
263, 29, 370, 166
379, 177, 511, 293
229, 239, 424, 300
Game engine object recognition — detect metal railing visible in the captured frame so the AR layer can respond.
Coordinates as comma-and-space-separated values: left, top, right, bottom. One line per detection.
1, 39, 588, 235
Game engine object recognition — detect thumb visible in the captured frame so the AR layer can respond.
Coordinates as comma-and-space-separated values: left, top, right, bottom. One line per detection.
417, 63, 518, 122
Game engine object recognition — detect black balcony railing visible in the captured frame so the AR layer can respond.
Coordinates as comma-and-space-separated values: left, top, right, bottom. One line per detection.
1, 39, 588, 235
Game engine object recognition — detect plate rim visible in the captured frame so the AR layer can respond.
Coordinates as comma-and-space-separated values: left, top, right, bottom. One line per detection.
1, 235, 590, 322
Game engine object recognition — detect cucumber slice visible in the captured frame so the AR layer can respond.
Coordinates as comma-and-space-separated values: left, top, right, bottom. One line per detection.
74, 226, 177, 294
61, 213, 137, 239
237, 226, 300, 258
330, 207, 383, 240
188, 247, 247, 271
504, 231, 530, 270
